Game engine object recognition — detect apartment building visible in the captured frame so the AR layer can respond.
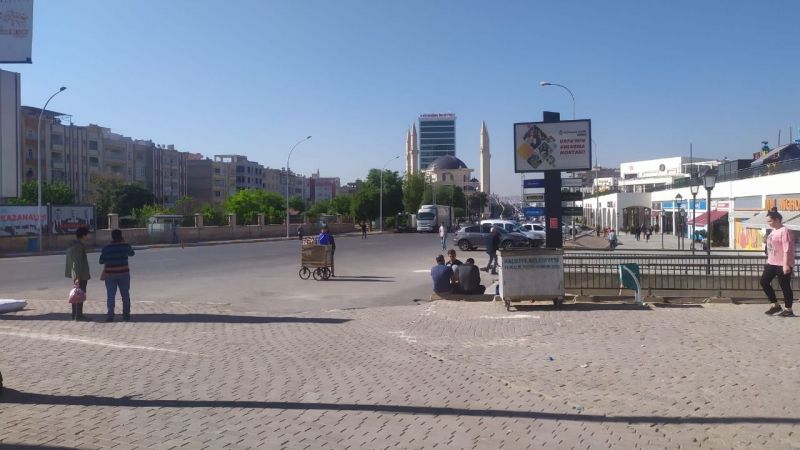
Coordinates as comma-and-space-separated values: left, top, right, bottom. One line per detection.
309, 170, 340, 203
18, 107, 189, 205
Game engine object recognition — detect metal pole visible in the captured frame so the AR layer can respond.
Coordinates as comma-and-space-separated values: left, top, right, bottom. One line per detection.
37, 87, 67, 252
691, 192, 697, 255
286, 136, 312, 239
706, 187, 712, 274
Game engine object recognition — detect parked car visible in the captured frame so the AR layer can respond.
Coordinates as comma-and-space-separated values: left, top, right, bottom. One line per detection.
453, 223, 530, 251
482, 219, 544, 246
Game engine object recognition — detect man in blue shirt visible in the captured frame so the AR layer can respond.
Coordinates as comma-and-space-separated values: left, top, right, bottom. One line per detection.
317, 225, 336, 276
430, 254, 454, 294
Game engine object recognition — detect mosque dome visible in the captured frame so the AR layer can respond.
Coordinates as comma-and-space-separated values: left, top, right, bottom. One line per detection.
428, 155, 468, 170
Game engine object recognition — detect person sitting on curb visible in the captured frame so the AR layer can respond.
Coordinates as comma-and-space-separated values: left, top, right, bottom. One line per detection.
452, 258, 486, 295
446, 249, 463, 268
430, 254, 454, 295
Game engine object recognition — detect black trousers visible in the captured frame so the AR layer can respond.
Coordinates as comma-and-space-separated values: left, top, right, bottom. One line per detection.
760, 264, 793, 308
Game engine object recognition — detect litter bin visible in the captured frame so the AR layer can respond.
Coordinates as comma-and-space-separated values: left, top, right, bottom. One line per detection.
27, 237, 38, 252
498, 248, 565, 310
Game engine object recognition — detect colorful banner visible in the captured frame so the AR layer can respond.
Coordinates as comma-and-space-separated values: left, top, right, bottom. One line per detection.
734, 219, 764, 251
50, 205, 95, 234
0, 0, 33, 63
0, 205, 46, 236
514, 120, 591, 172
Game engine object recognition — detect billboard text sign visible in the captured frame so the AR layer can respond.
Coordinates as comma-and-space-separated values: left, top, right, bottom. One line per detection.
514, 120, 591, 172
0, 0, 33, 63
0, 206, 46, 236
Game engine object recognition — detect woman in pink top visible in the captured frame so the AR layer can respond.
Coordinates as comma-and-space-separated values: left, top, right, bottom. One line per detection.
761, 211, 796, 316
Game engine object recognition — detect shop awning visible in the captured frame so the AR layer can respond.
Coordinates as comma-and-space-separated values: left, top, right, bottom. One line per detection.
782, 215, 800, 231
687, 210, 727, 226
742, 211, 800, 229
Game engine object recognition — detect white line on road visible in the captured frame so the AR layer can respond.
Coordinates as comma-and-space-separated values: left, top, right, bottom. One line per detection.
412, 270, 429, 273
0, 326, 195, 355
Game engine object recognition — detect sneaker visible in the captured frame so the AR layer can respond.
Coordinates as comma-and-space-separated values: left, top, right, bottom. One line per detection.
777, 310, 796, 317
765, 305, 783, 315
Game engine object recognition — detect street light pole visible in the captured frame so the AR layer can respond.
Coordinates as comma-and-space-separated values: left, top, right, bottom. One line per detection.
539, 81, 576, 119
286, 135, 312, 239
703, 168, 717, 274
690, 181, 700, 255
674, 193, 683, 250
379, 155, 400, 232
37, 86, 67, 252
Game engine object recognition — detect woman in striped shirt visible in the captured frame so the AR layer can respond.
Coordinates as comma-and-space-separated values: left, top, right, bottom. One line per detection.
99, 229, 136, 322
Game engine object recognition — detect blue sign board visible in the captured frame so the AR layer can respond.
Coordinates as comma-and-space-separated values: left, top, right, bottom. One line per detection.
523, 179, 545, 189
524, 207, 545, 216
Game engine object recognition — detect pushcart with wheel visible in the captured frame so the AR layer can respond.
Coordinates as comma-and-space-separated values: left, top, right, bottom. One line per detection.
299, 242, 333, 281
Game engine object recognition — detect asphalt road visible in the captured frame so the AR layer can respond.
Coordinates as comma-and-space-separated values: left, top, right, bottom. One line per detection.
0, 232, 489, 315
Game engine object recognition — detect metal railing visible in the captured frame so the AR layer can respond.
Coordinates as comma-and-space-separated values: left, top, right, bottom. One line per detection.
564, 252, 800, 296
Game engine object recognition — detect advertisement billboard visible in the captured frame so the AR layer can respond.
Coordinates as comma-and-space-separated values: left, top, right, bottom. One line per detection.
514, 120, 591, 172
50, 205, 95, 234
0, 206, 46, 236
0, 0, 33, 63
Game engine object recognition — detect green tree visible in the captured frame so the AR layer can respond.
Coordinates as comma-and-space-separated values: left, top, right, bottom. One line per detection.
111, 184, 156, 217
224, 189, 285, 225
288, 195, 305, 214
201, 203, 227, 226
131, 204, 173, 227
329, 195, 352, 218
350, 185, 378, 220
363, 168, 403, 221
88, 173, 125, 228
402, 172, 426, 213
10, 181, 75, 205
305, 199, 330, 221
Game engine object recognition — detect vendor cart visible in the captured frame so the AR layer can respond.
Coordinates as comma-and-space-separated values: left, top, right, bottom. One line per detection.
299, 239, 333, 280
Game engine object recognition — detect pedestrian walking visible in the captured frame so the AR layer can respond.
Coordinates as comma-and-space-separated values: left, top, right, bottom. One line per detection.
360, 222, 367, 239
297, 225, 304, 241
99, 229, 136, 322
761, 211, 796, 316
65, 226, 92, 321
484, 226, 500, 274
439, 224, 448, 250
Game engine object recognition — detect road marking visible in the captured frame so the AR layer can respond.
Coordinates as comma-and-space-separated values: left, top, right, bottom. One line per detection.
0, 326, 195, 355
412, 270, 429, 273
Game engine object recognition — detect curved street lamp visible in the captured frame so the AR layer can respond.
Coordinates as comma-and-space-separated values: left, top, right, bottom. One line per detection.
539, 81, 575, 119
37, 86, 67, 252
286, 135, 312, 239
379, 155, 401, 232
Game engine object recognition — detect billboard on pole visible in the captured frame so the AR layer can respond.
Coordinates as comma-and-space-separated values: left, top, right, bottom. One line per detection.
514, 119, 591, 172
0, 0, 33, 63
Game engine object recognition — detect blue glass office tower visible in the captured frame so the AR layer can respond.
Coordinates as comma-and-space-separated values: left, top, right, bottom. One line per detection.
418, 113, 456, 170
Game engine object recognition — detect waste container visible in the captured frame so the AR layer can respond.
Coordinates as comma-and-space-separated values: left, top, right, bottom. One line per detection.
498, 248, 564, 310
27, 238, 38, 252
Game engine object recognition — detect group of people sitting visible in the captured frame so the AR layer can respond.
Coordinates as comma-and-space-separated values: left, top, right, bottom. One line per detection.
430, 249, 487, 295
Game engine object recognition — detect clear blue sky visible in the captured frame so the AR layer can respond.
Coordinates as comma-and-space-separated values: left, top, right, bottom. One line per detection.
6, 0, 799, 196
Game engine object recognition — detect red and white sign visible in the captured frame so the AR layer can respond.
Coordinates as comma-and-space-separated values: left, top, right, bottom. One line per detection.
549, 217, 559, 229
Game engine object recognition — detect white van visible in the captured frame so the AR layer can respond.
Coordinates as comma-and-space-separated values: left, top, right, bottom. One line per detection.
480, 219, 544, 246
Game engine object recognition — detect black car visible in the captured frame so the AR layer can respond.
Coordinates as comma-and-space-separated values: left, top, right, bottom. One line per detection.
452, 223, 530, 251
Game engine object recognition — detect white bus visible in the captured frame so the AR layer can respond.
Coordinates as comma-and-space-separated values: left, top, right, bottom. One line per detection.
416, 204, 451, 232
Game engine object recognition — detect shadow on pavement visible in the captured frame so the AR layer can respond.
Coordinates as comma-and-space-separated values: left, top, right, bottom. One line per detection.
2, 389, 798, 425
0, 313, 351, 324
325, 277, 395, 282
652, 303, 704, 308
0, 445, 81, 450
510, 303, 653, 312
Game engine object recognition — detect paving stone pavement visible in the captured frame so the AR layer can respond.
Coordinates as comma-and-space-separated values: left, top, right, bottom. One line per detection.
1, 299, 798, 449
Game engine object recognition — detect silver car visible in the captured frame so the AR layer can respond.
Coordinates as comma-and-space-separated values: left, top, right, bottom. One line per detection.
452, 223, 530, 251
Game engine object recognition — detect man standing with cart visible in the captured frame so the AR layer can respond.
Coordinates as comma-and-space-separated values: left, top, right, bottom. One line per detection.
318, 225, 336, 277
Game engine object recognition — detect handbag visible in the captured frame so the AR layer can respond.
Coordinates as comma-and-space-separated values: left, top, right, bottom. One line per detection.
100, 269, 106, 281
68, 280, 86, 304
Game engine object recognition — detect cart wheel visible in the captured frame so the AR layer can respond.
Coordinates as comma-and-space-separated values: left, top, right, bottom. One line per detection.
312, 268, 323, 280
321, 267, 332, 280
298, 266, 311, 280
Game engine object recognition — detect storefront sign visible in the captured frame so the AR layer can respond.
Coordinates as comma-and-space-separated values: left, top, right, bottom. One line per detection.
765, 197, 800, 211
